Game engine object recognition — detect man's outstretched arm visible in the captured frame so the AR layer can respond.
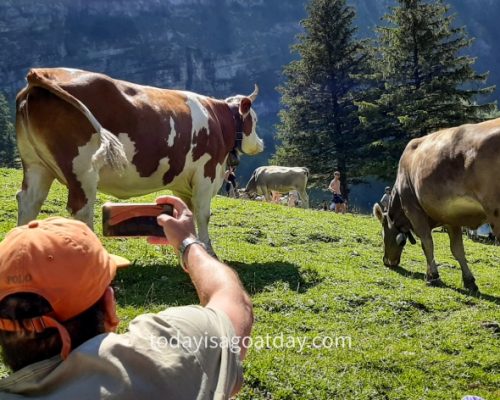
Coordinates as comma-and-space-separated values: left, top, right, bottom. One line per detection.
148, 195, 253, 360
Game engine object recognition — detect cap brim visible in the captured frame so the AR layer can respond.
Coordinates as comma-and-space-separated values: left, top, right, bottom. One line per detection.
109, 254, 131, 268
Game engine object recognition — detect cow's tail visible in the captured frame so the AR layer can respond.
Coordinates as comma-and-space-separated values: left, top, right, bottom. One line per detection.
25, 69, 128, 173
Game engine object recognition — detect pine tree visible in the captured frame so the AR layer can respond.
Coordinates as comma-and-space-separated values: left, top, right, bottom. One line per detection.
358, 0, 496, 180
272, 0, 370, 197
0, 93, 17, 168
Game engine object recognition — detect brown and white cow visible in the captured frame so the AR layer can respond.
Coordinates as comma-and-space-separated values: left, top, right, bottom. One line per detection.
15, 68, 264, 254
242, 166, 309, 208
373, 118, 500, 292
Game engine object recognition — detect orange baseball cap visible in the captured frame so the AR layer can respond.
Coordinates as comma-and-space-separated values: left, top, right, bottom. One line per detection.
0, 217, 129, 359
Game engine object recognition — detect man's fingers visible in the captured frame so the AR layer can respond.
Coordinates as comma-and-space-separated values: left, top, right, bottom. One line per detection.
157, 213, 174, 226
155, 195, 189, 214
147, 236, 170, 245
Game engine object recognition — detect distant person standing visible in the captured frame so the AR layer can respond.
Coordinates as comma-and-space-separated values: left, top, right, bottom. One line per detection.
328, 171, 346, 214
380, 186, 391, 211
271, 191, 281, 204
224, 166, 237, 197
288, 191, 299, 207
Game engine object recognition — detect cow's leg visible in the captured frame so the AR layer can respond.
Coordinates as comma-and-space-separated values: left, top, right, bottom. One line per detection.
261, 187, 271, 202
66, 168, 100, 229
189, 185, 216, 256
410, 219, 440, 284
447, 225, 478, 292
298, 189, 309, 208
488, 211, 500, 241
420, 232, 440, 284
17, 165, 55, 225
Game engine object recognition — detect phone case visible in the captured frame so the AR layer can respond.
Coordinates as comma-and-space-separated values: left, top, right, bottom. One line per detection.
102, 203, 173, 237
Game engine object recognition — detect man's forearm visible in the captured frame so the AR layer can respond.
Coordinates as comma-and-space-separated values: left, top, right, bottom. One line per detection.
182, 245, 241, 303
183, 244, 253, 343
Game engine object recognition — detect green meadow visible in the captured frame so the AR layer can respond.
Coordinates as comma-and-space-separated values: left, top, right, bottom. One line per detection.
0, 168, 498, 399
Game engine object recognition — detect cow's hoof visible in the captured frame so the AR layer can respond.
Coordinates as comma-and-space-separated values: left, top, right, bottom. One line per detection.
426, 277, 442, 287
464, 281, 479, 293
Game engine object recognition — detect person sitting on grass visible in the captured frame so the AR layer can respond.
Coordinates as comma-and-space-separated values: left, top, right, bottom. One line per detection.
0, 196, 253, 399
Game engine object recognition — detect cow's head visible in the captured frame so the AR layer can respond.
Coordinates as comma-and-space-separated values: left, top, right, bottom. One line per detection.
237, 188, 253, 199
225, 85, 264, 156
373, 192, 416, 267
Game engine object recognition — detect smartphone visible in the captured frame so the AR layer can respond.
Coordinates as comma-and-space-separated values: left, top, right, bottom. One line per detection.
102, 202, 174, 237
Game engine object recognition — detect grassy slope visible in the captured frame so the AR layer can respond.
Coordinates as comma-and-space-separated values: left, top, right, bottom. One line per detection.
0, 168, 498, 400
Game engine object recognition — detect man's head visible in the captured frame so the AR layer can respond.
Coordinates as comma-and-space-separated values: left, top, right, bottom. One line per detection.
334, 171, 340, 178
385, 186, 391, 194
0, 217, 129, 369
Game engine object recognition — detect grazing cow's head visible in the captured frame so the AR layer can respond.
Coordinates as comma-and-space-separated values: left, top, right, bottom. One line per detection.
225, 85, 264, 156
373, 193, 416, 267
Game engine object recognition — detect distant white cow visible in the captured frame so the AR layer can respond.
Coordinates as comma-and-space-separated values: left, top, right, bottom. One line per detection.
243, 166, 309, 208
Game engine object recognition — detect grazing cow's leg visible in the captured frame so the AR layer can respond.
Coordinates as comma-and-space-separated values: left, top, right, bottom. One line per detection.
410, 217, 440, 284
447, 225, 478, 292
419, 231, 440, 284
487, 209, 500, 240
17, 165, 55, 225
298, 189, 309, 208
261, 186, 271, 202
405, 203, 440, 284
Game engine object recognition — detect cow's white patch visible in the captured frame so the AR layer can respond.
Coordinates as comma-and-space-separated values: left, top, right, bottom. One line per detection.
72, 133, 102, 224
185, 93, 209, 137
97, 133, 174, 199
167, 117, 177, 147
118, 133, 137, 160
241, 109, 264, 155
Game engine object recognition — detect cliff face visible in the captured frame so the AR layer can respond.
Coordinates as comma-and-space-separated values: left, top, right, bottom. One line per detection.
1, 0, 498, 114
0, 0, 306, 116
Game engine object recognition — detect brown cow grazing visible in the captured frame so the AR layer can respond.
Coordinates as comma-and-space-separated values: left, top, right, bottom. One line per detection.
15, 68, 264, 254
373, 118, 500, 292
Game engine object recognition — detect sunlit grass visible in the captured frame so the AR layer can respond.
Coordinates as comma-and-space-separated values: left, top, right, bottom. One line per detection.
0, 168, 498, 399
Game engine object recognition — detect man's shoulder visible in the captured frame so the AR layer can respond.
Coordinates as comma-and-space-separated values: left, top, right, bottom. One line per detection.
0, 306, 242, 399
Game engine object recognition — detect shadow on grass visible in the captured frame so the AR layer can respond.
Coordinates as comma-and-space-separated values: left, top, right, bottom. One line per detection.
387, 265, 427, 281
115, 260, 321, 308
388, 264, 500, 305
228, 260, 322, 295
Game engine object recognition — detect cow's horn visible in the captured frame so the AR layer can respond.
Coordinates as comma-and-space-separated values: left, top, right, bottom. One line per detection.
248, 84, 259, 102
396, 233, 407, 246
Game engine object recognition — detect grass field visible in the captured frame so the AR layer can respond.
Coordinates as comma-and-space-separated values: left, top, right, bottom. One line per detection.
0, 168, 498, 399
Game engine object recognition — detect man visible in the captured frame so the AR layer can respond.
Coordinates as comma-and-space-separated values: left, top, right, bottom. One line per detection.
0, 196, 252, 399
328, 171, 346, 214
379, 186, 392, 211
223, 166, 238, 198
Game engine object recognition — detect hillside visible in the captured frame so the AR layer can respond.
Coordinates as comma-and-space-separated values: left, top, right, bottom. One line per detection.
1, 0, 499, 210
0, 168, 498, 399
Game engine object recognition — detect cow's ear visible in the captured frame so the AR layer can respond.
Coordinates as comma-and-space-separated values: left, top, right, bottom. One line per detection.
373, 203, 384, 223
239, 97, 252, 116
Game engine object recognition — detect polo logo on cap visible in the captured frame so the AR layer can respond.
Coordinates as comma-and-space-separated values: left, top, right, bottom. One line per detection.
7, 273, 32, 284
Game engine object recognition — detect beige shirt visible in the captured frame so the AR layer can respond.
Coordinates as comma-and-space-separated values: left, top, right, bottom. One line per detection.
0, 306, 242, 400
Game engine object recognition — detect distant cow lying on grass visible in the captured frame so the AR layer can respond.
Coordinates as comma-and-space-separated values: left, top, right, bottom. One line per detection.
373, 118, 500, 292
241, 166, 309, 208
15, 68, 264, 255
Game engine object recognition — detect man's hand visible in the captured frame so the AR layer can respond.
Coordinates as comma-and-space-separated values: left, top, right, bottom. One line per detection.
147, 196, 196, 251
